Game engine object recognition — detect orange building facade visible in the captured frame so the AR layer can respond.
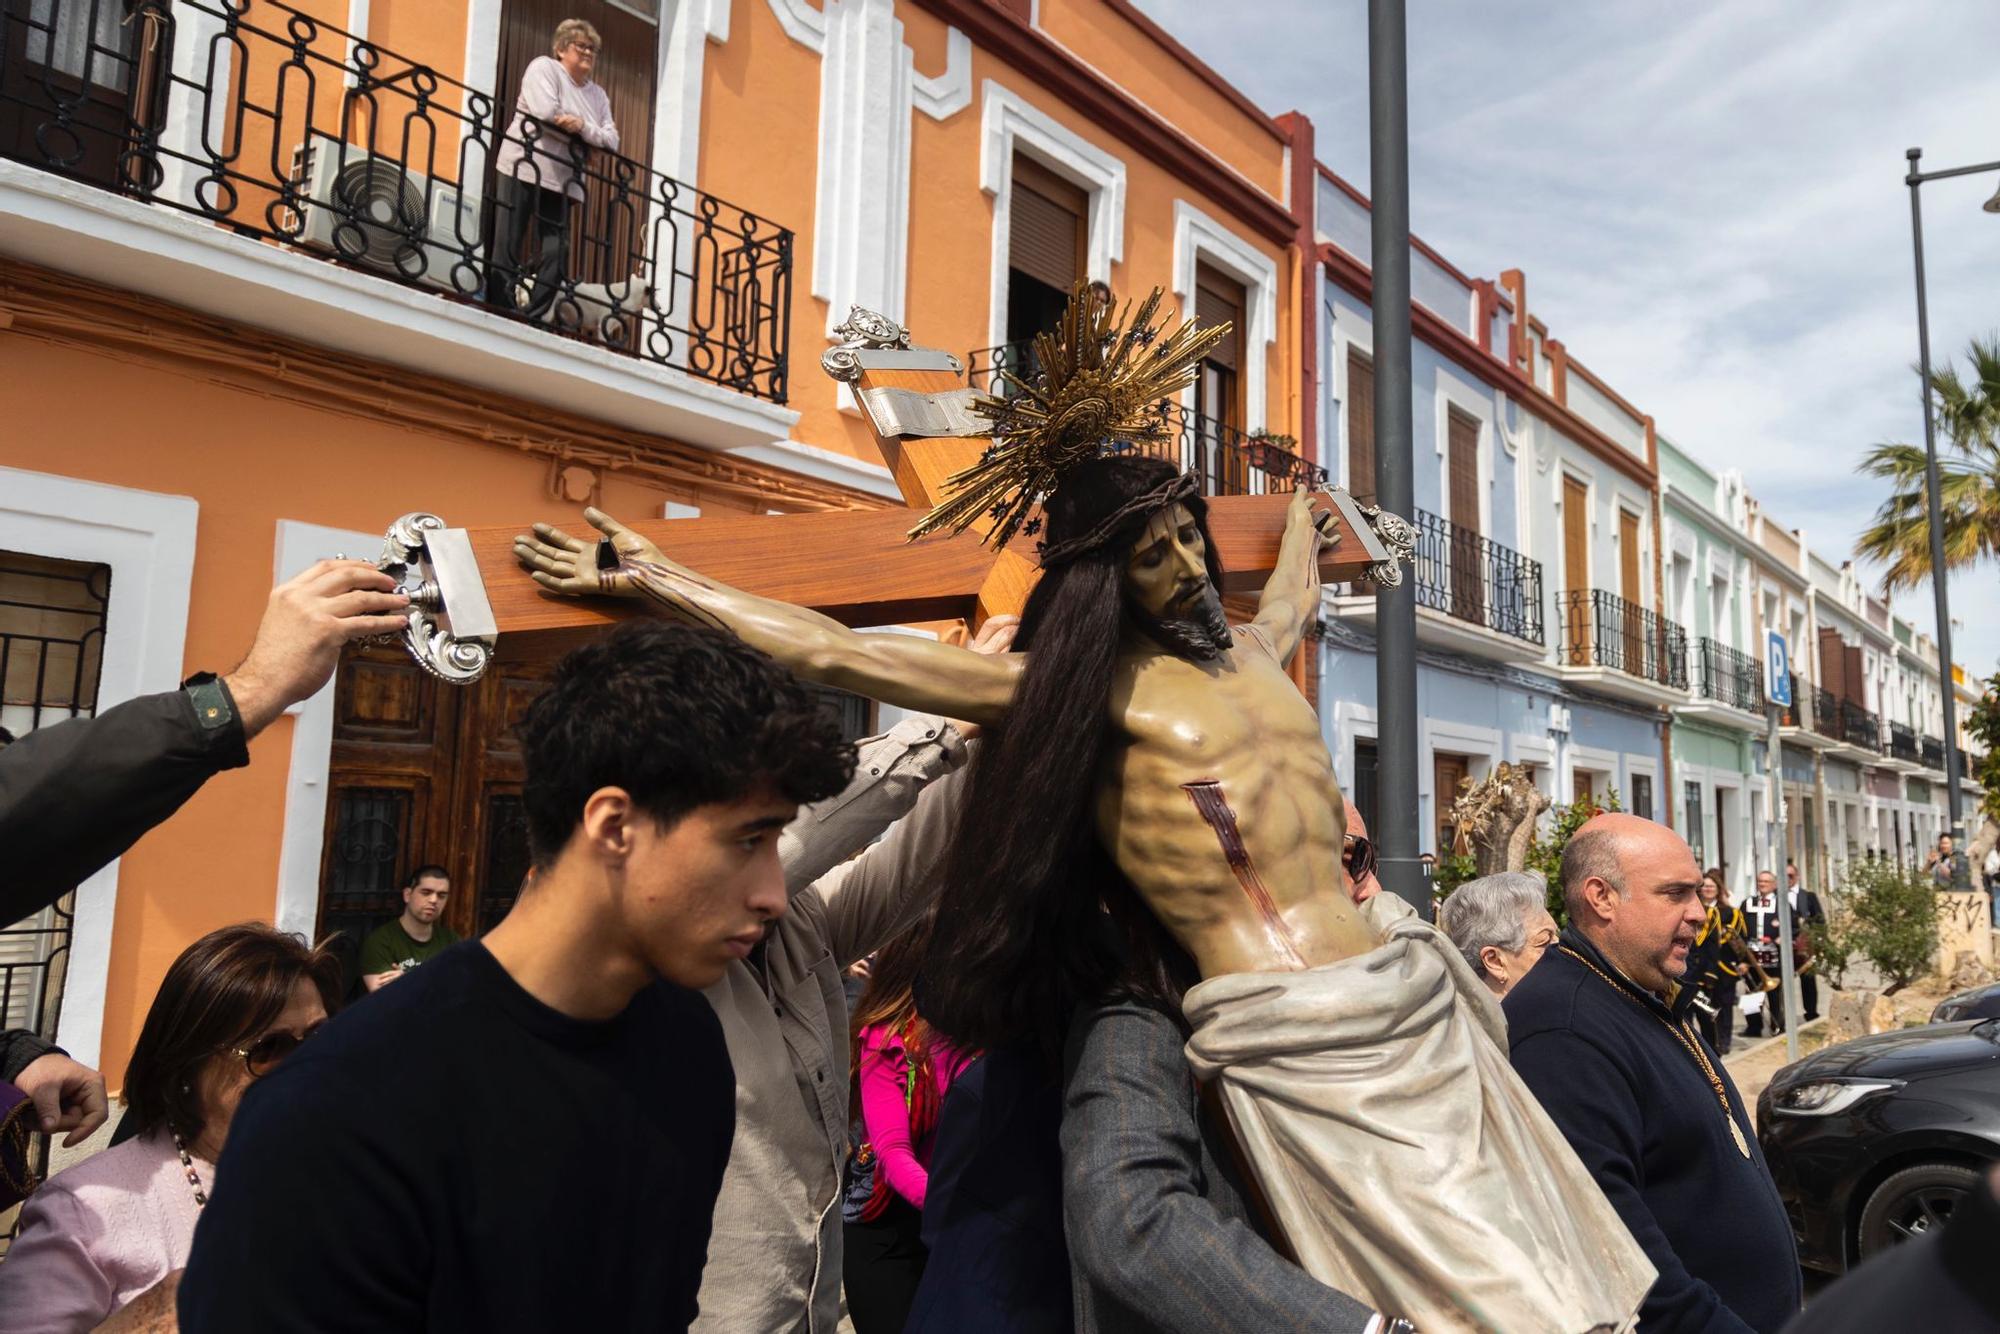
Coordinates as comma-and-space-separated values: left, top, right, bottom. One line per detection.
0, 0, 1318, 1083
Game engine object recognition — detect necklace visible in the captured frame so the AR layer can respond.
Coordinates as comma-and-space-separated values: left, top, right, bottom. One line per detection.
172, 1131, 209, 1210
1559, 945, 1751, 1158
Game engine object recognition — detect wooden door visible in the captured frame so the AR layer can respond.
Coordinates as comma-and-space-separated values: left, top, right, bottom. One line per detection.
1445, 408, 1483, 623
1561, 476, 1590, 664
1347, 348, 1376, 507
316, 645, 470, 953
0, 0, 151, 189
493, 0, 659, 284
1573, 770, 1594, 810
1434, 753, 1469, 855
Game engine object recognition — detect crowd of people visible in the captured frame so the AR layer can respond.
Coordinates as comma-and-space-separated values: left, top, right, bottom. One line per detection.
0, 551, 1996, 1332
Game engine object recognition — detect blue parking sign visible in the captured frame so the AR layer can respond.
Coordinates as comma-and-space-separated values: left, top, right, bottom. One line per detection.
1765, 632, 1792, 708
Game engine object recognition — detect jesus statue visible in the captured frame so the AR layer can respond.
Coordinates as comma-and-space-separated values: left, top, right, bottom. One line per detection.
512, 290, 1653, 1332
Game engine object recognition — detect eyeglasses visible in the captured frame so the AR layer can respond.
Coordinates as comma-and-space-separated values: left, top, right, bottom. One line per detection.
568, 41, 598, 53
1342, 834, 1376, 882
230, 1025, 320, 1079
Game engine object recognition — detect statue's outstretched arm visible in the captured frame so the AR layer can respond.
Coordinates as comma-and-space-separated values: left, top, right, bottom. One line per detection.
513, 508, 1023, 726
1249, 485, 1337, 662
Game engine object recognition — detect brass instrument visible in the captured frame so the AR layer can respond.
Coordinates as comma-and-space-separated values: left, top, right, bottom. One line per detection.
1736, 936, 1781, 993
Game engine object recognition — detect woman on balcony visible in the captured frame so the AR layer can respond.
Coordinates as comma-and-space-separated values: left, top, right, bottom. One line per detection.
486, 19, 620, 320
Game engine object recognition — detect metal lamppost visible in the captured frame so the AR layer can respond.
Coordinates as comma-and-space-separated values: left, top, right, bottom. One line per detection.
1370, 0, 1423, 911
1902, 146, 2000, 843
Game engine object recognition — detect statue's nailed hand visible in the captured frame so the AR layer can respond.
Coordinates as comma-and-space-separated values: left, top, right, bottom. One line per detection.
1290, 482, 1340, 552
514, 507, 664, 600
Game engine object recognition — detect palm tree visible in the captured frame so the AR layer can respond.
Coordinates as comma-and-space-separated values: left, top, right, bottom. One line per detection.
1857, 335, 2000, 592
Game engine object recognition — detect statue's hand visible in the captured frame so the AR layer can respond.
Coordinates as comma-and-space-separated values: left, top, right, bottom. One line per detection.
1290, 482, 1339, 552
514, 507, 662, 600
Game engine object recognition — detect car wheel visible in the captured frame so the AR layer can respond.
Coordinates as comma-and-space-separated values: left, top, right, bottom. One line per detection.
1857, 1164, 1981, 1259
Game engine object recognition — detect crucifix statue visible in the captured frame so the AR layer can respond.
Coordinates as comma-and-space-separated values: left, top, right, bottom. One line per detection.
373, 289, 1648, 1330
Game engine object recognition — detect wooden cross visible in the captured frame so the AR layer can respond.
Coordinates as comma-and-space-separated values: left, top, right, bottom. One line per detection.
391, 314, 1405, 675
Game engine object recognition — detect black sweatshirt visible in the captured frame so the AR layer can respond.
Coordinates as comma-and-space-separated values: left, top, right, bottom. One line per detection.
179, 942, 735, 1332
1505, 929, 1801, 1334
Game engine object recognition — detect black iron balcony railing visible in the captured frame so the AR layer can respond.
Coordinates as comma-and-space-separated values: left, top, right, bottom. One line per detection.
1841, 701, 1882, 753
1411, 509, 1543, 645
0, 0, 792, 401
1921, 734, 1946, 771
1810, 686, 1842, 743
1557, 589, 1688, 688
1696, 637, 1764, 712
1889, 721, 1919, 764
965, 340, 1327, 497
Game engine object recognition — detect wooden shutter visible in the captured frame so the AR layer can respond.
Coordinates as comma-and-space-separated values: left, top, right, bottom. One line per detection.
1447, 409, 1480, 536
1574, 770, 1594, 809
1562, 477, 1589, 593
1618, 510, 1641, 605
1195, 263, 1246, 373
1009, 156, 1086, 291
1818, 628, 1846, 701
1347, 348, 1376, 506
1844, 644, 1866, 707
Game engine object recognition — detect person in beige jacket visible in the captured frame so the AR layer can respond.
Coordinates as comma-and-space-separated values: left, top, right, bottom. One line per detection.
695, 620, 1011, 1333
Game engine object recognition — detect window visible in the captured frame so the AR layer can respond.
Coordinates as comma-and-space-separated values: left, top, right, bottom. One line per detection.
1006, 154, 1086, 347
1346, 347, 1376, 506
1194, 262, 1246, 434
1434, 753, 1470, 856
1573, 770, 1595, 809
1631, 773, 1654, 822
1683, 780, 1705, 865
1352, 738, 1379, 841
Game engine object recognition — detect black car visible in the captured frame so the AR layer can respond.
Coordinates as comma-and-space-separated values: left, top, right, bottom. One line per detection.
1758, 1018, 2000, 1274
1932, 980, 2000, 1023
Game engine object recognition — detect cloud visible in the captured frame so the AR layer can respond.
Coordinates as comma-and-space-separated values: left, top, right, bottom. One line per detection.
1136, 0, 2000, 675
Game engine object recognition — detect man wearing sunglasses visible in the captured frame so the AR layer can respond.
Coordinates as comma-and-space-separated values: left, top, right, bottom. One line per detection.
180, 622, 858, 1332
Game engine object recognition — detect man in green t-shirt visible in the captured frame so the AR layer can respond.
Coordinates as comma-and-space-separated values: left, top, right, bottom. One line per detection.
359, 864, 460, 990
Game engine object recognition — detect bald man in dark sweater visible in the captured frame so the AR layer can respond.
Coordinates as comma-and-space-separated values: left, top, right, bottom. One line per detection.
1506, 815, 1800, 1333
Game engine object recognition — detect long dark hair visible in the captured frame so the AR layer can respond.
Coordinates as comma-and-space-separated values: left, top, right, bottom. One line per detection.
122, 923, 341, 1142
917, 454, 1209, 1064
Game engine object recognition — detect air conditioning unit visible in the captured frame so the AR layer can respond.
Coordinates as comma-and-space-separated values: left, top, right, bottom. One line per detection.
286, 134, 482, 294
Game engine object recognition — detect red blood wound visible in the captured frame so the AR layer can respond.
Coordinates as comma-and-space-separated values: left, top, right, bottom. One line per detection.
1182, 779, 1306, 969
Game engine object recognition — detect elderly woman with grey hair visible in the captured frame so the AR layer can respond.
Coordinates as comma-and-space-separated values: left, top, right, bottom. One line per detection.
1438, 871, 1559, 997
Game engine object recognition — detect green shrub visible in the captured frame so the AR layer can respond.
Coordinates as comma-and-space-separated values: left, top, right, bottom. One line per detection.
1836, 858, 1942, 994
1527, 790, 1622, 927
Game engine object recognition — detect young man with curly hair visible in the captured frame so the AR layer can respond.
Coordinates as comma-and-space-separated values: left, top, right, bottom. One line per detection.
180, 621, 857, 1331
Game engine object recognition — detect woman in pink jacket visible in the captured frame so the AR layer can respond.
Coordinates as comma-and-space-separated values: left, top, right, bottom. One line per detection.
841, 914, 973, 1334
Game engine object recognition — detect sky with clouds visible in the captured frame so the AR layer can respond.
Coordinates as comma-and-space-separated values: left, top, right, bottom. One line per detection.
1136, 0, 2000, 682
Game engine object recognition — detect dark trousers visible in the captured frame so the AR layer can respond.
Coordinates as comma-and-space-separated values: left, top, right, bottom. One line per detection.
1801, 973, 1819, 1021
1704, 978, 1739, 1054
486, 175, 571, 318
844, 1198, 928, 1334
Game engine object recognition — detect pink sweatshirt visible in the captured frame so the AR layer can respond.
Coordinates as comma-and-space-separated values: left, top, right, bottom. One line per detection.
0, 1129, 211, 1331
856, 1025, 968, 1211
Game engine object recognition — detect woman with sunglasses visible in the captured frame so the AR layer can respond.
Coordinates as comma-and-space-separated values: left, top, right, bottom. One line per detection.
0, 923, 336, 1332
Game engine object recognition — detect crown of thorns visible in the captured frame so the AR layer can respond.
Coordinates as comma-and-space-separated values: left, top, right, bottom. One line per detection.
905, 285, 1229, 564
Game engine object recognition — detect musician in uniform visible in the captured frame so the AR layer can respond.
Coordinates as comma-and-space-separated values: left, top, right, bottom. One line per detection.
1742, 871, 1794, 1037
1688, 868, 1749, 1054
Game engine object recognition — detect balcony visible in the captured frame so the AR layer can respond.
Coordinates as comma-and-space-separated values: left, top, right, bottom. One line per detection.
1557, 589, 1690, 707
1922, 734, 1947, 774
1888, 721, 1920, 766
1778, 677, 1835, 751
1411, 509, 1543, 645
966, 341, 1327, 497
0, 0, 793, 403
1678, 636, 1765, 728
1822, 699, 1884, 766
1328, 508, 1545, 660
